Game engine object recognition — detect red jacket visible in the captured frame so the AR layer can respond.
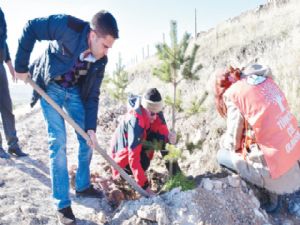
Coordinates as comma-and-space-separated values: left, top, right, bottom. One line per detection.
111, 95, 169, 188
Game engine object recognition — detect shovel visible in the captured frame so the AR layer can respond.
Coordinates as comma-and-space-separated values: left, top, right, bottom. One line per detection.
26, 77, 150, 197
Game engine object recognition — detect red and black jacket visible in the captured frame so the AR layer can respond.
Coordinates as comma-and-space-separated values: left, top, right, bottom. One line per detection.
111, 95, 169, 189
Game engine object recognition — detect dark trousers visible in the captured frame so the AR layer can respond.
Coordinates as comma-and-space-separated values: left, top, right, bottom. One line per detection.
0, 64, 18, 148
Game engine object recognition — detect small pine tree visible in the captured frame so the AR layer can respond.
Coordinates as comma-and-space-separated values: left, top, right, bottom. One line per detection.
107, 53, 129, 103
162, 172, 196, 191
142, 139, 165, 151
165, 89, 184, 113
186, 91, 208, 116
164, 143, 182, 162
153, 20, 202, 130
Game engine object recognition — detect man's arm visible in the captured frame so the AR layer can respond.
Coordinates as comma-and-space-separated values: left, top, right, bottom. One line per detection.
0, 8, 7, 62
0, 8, 7, 49
15, 14, 68, 76
84, 58, 108, 146
221, 99, 245, 152
84, 70, 103, 148
149, 112, 170, 143
151, 112, 181, 175
84, 71, 105, 131
84, 74, 102, 148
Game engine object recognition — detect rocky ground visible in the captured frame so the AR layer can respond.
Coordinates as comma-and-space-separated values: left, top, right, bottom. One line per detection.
1, 1, 300, 224
0, 101, 299, 225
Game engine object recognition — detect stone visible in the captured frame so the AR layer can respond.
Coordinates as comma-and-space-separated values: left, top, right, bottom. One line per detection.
202, 178, 214, 191
156, 207, 169, 225
95, 212, 106, 224
137, 206, 156, 221
227, 175, 241, 188
212, 180, 223, 190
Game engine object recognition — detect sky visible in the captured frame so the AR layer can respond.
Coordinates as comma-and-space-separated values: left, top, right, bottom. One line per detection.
1, 0, 266, 87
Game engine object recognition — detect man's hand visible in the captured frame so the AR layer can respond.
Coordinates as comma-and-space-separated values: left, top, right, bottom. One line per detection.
15, 72, 30, 83
145, 187, 156, 196
168, 131, 177, 145
87, 130, 97, 148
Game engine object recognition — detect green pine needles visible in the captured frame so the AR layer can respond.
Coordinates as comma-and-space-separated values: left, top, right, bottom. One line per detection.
106, 53, 129, 103
162, 172, 196, 191
163, 143, 182, 161
153, 20, 202, 130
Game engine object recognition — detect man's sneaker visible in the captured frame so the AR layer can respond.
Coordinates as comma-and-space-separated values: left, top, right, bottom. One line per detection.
76, 185, 103, 198
0, 147, 10, 159
57, 206, 76, 225
8, 146, 28, 157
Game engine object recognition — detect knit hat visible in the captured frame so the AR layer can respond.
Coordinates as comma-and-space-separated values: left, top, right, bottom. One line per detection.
141, 88, 163, 113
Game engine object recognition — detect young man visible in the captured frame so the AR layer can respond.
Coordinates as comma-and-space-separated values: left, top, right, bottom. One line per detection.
110, 88, 179, 195
0, 7, 27, 158
15, 11, 119, 224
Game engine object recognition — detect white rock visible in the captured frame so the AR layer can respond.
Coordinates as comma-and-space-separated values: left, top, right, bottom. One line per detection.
251, 195, 261, 209
227, 175, 241, 188
212, 180, 223, 190
168, 187, 182, 198
95, 212, 107, 223
121, 215, 141, 225
156, 207, 169, 225
137, 206, 156, 221
202, 178, 214, 191
253, 208, 266, 219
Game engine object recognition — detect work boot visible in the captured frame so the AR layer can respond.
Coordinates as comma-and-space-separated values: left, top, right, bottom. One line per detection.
261, 192, 282, 213
0, 147, 10, 159
57, 206, 76, 225
76, 185, 103, 198
8, 146, 28, 157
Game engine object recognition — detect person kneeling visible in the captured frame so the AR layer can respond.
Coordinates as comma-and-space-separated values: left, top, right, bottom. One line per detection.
110, 88, 180, 195
214, 64, 300, 215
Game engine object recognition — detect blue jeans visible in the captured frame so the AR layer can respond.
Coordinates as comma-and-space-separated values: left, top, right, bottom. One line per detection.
40, 82, 92, 209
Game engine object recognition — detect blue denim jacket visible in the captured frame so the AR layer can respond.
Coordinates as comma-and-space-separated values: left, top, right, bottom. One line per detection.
15, 14, 107, 131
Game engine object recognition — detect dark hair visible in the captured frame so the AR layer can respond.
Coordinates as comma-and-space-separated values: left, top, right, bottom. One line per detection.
91, 10, 119, 39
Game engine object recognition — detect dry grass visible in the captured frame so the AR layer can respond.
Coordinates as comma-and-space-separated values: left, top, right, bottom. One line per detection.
125, 0, 300, 158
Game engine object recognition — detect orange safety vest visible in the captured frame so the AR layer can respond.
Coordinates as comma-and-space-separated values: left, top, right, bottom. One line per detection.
226, 77, 300, 179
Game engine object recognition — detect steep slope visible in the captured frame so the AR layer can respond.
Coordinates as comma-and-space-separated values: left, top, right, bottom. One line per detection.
125, 0, 300, 176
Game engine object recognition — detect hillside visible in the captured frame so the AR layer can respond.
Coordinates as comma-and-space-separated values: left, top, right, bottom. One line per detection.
125, 0, 300, 176
1, 0, 300, 225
